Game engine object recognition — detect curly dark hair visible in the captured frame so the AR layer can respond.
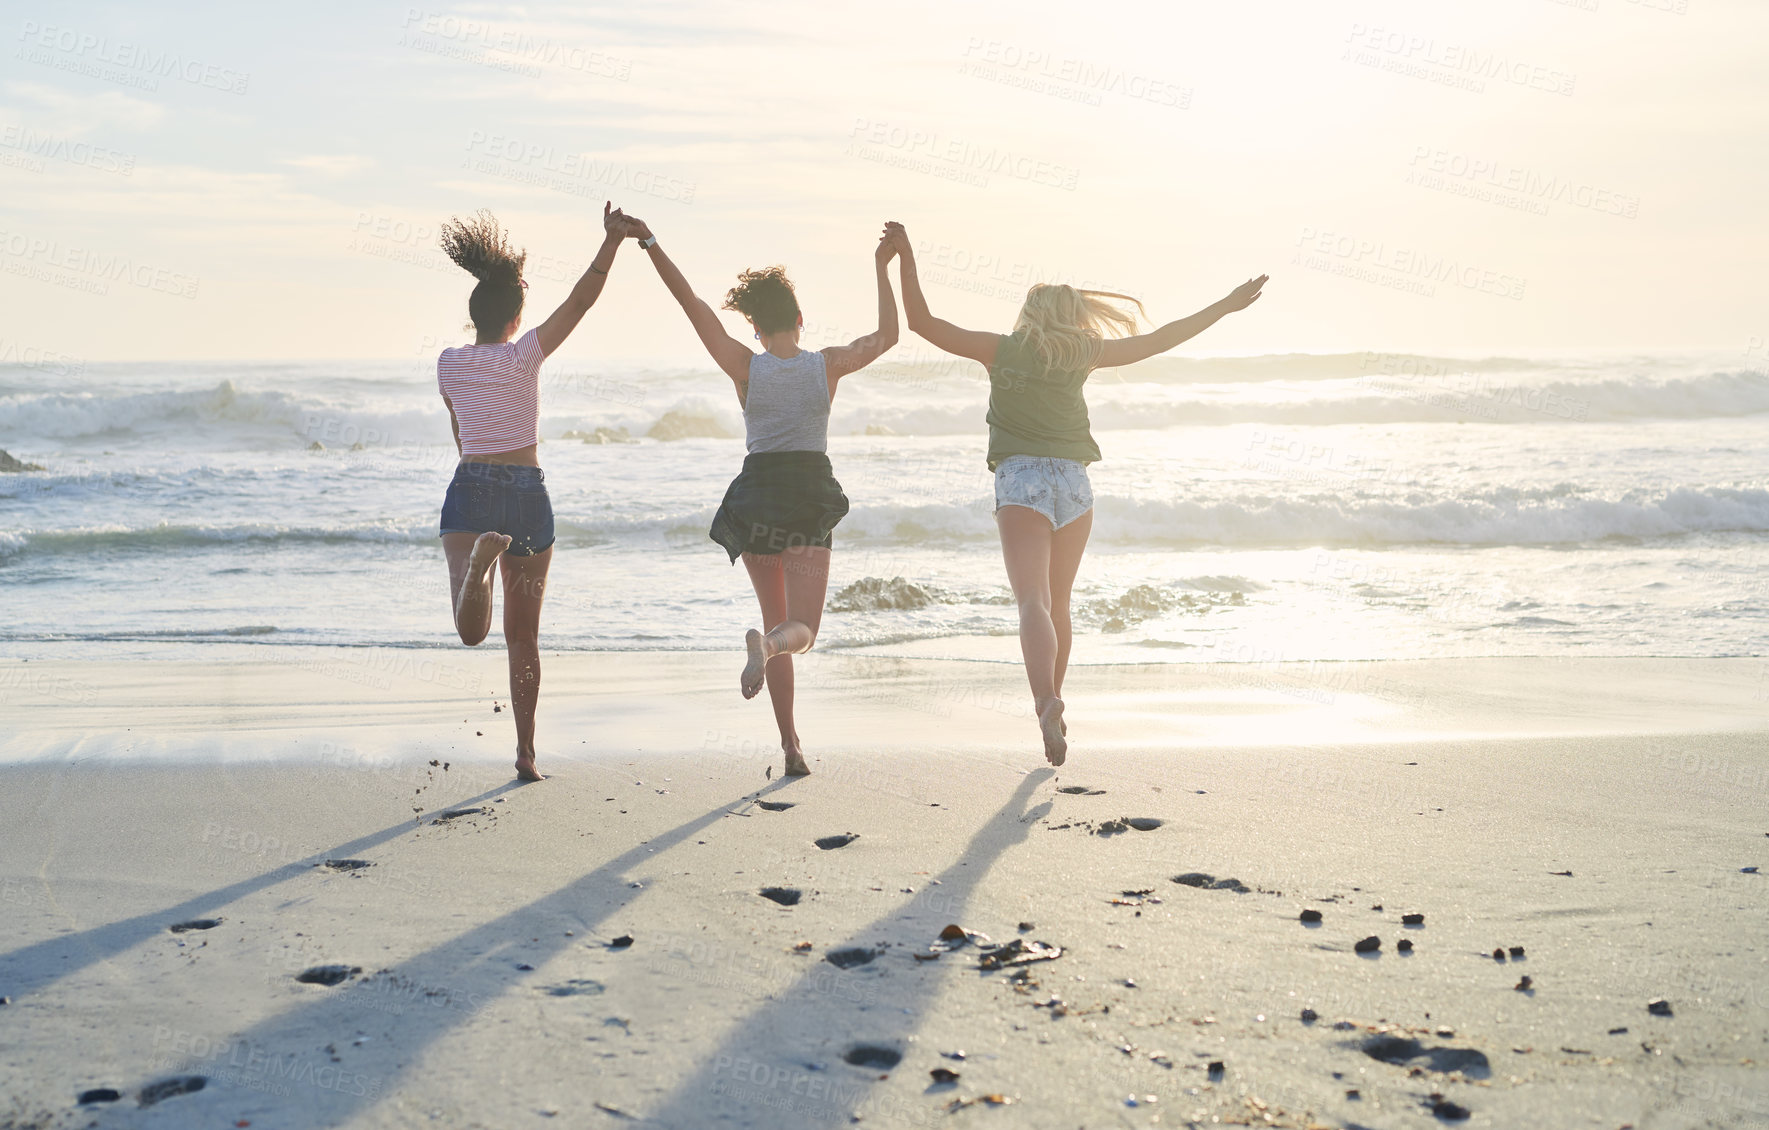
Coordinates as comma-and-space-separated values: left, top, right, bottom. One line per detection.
439, 209, 528, 338
723, 265, 800, 334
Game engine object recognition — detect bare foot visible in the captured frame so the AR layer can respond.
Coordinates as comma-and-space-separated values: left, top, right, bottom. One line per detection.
1039, 698, 1067, 767
783, 747, 810, 776
741, 628, 768, 699
468, 531, 512, 580
515, 753, 544, 782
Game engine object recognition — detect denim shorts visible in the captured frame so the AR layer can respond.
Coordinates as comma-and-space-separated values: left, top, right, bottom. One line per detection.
993, 455, 1094, 529
438, 463, 555, 556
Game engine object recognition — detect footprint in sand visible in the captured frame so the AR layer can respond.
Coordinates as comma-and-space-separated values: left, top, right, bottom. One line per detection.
757, 800, 795, 812
168, 919, 222, 934
321, 859, 374, 871
1360, 1036, 1491, 1078
1171, 872, 1251, 893
542, 979, 606, 997
138, 1076, 206, 1107
1056, 786, 1106, 796
842, 1044, 902, 1069
825, 947, 880, 969
759, 887, 802, 906
77, 1088, 121, 1105
815, 833, 858, 850
295, 964, 362, 987
434, 807, 488, 822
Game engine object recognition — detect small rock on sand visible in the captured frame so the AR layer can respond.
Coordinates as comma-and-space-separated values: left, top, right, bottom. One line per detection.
1401, 913, 1424, 925
1397, 939, 1414, 953
1299, 909, 1322, 923
1647, 998, 1673, 1016
1354, 936, 1381, 953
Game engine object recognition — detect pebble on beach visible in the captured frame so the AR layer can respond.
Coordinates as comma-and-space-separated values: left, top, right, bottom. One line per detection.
1397, 939, 1414, 953
1647, 998, 1673, 1016
1299, 909, 1322, 923
1354, 936, 1381, 953
1401, 913, 1425, 925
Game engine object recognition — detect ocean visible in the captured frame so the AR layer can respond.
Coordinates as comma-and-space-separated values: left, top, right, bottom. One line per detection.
3, 347, 1766, 668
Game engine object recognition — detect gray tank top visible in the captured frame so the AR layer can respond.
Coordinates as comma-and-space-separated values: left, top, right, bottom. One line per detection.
744, 349, 830, 453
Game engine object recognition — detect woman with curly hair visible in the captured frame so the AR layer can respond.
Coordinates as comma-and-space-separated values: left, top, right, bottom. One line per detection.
436, 202, 630, 782
617, 212, 899, 777
883, 221, 1267, 767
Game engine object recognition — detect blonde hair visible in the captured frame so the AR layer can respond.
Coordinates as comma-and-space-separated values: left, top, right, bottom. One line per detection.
1012, 284, 1143, 373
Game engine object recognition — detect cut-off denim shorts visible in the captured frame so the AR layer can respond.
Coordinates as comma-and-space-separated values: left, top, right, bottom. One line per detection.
438, 462, 555, 557
993, 455, 1094, 530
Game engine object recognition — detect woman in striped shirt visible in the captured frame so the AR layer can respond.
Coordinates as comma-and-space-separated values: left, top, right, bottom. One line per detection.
436, 203, 629, 782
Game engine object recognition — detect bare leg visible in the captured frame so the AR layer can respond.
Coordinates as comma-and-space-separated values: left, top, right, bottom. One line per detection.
997, 506, 1066, 765
499, 546, 552, 781
741, 546, 830, 776
442, 531, 510, 646
1048, 510, 1093, 721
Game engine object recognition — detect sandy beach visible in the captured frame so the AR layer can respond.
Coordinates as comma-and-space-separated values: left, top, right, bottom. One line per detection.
0, 651, 1764, 1129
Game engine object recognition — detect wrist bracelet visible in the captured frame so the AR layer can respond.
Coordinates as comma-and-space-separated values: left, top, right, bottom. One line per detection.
588, 263, 608, 276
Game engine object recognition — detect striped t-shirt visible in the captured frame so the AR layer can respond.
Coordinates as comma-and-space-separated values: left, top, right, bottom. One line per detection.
437, 329, 544, 456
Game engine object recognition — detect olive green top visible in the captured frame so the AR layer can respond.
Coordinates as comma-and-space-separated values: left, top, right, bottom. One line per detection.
985, 331, 1101, 470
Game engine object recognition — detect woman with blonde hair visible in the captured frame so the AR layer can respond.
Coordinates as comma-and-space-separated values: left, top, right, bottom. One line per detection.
884, 222, 1266, 765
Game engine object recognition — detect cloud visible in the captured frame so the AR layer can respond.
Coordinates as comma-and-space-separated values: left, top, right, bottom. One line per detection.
279, 154, 376, 176
1, 80, 164, 133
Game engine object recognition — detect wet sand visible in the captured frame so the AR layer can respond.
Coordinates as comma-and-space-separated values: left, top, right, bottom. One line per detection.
0, 653, 1764, 1128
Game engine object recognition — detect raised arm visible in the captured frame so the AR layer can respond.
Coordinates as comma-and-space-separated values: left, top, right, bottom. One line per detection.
1095, 275, 1267, 369
821, 230, 901, 380
887, 222, 999, 368
534, 201, 628, 357
623, 218, 752, 384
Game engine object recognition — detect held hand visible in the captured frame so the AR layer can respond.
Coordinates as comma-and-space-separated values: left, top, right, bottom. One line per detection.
602, 200, 626, 238
875, 228, 899, 265
882, 221, 911, 257
623, 214, 653, 242
1223, 274, 1268, 312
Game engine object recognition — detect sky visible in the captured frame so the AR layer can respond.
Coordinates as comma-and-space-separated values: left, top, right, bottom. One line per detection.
1, 0, 1765, 366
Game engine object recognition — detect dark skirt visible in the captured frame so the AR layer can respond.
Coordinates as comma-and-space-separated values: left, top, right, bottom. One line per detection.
709, 451, 850, 563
